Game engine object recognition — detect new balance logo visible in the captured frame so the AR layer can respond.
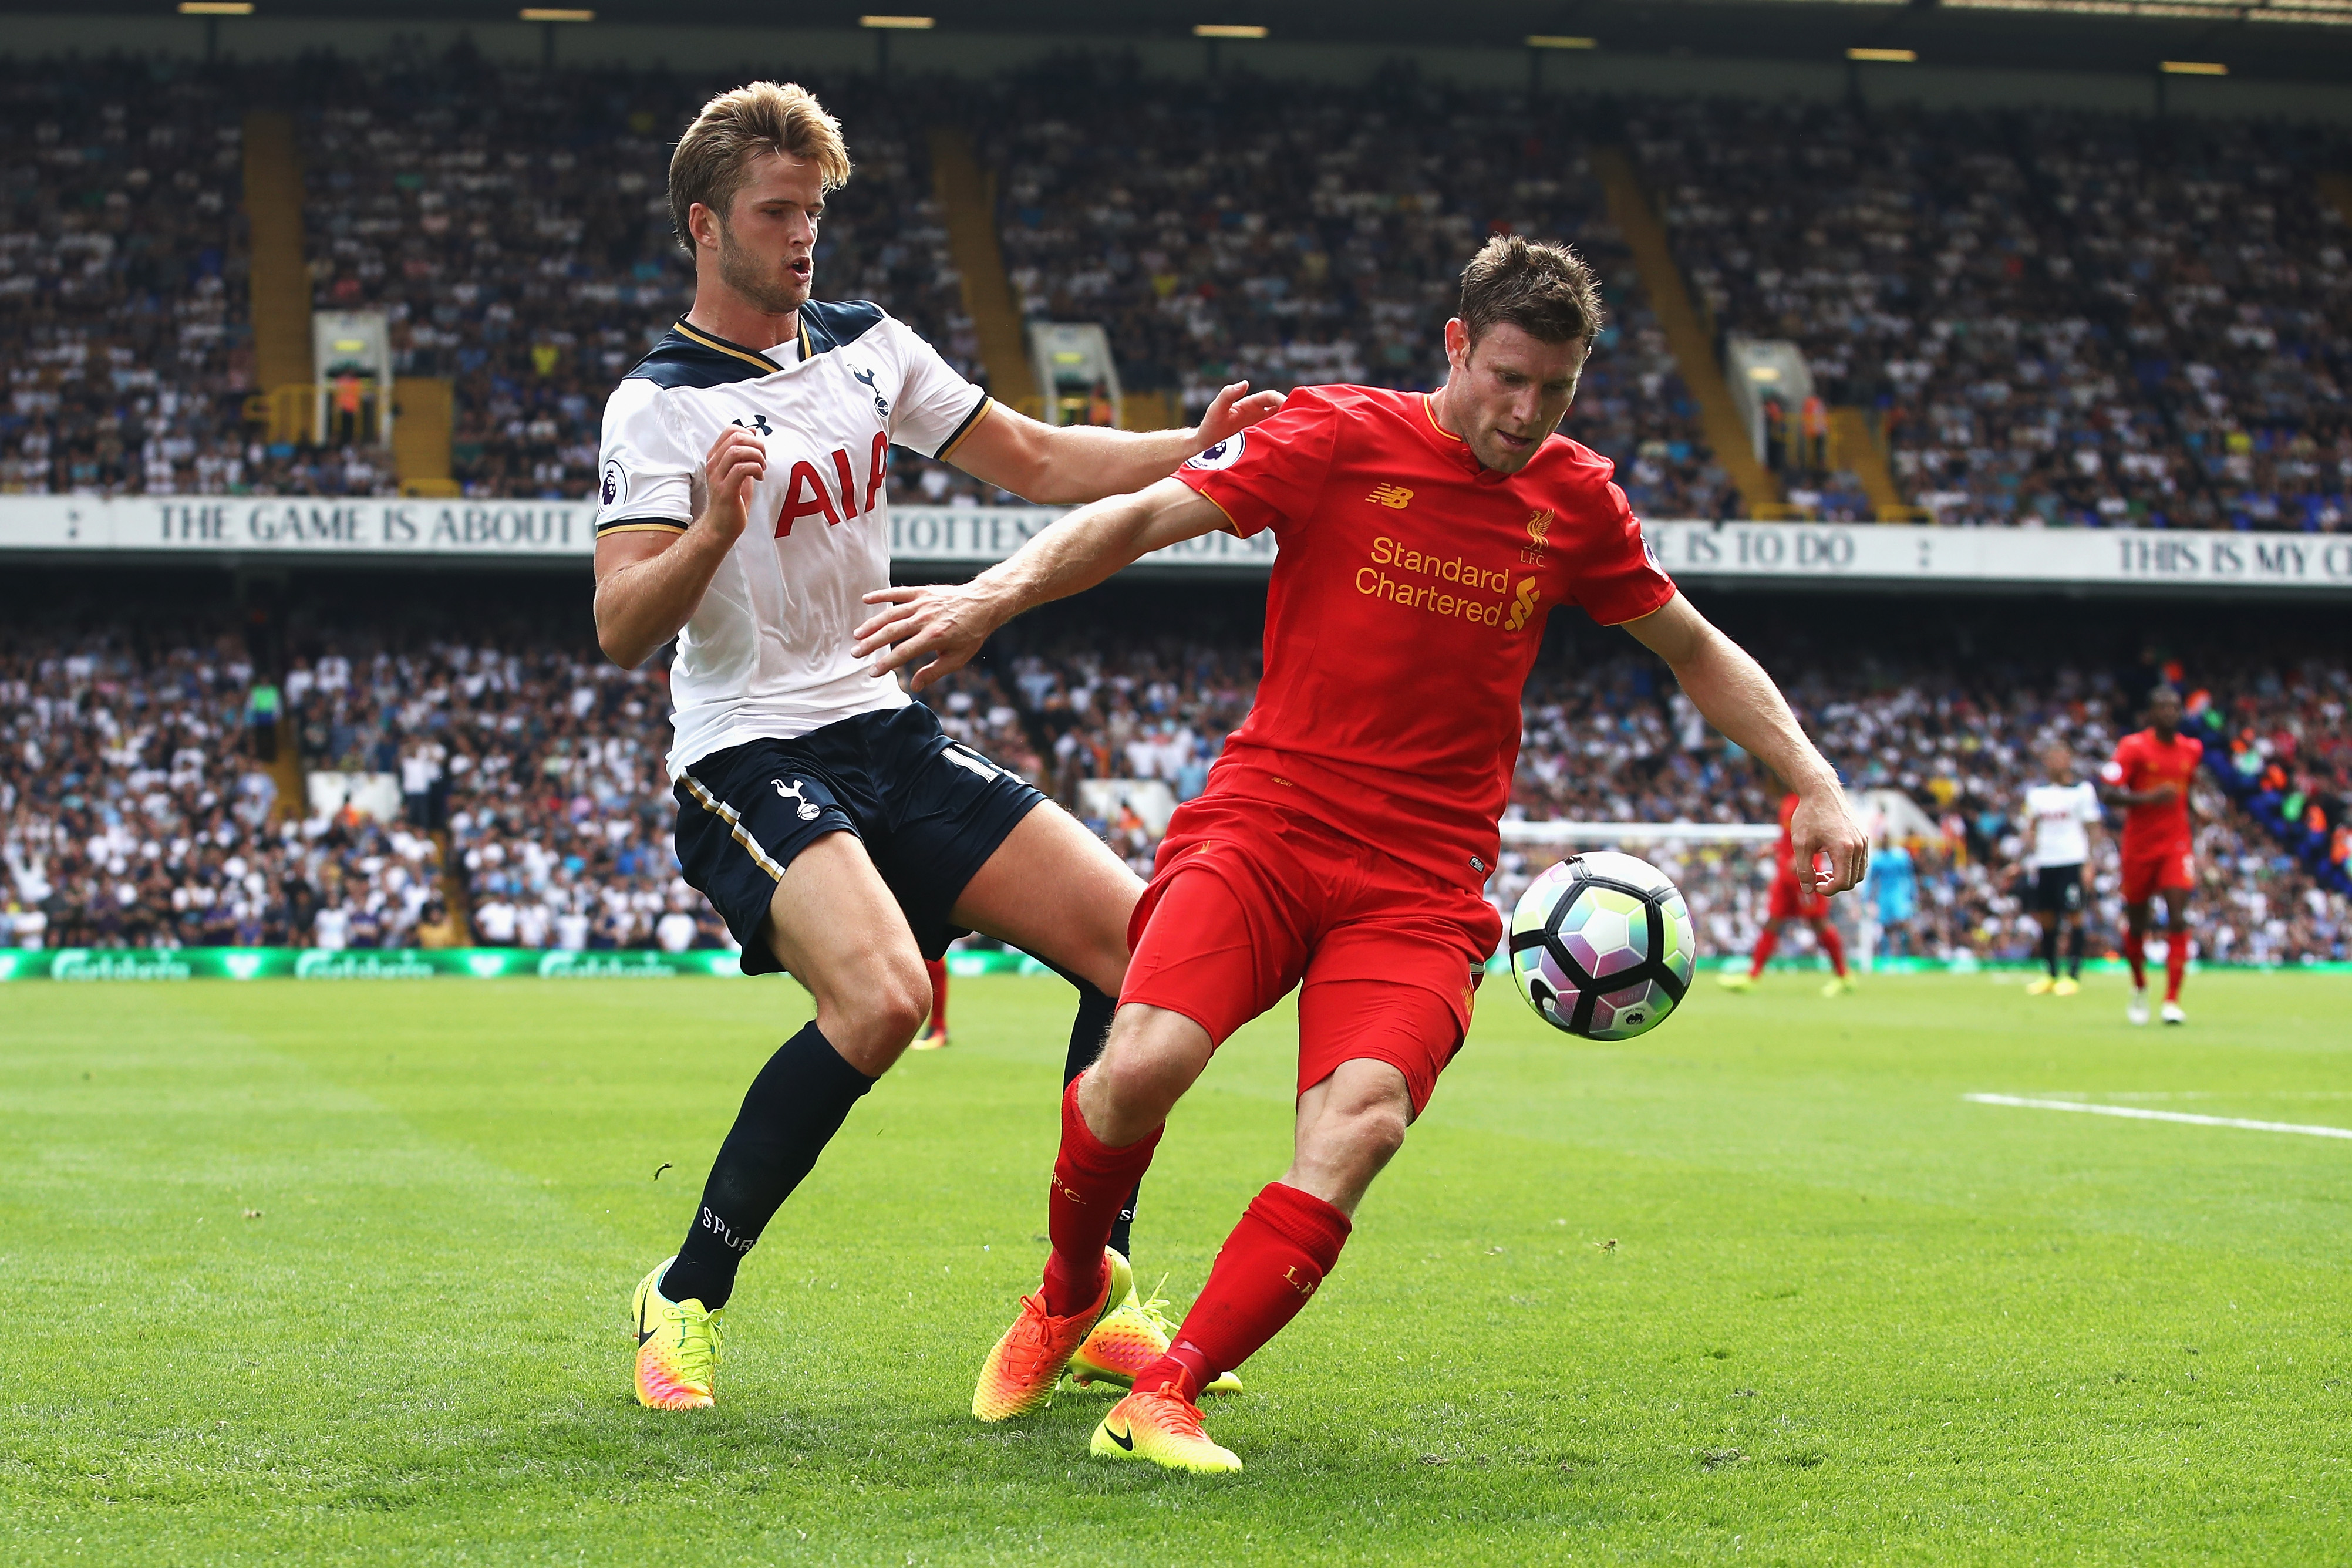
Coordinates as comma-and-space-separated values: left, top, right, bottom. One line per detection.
1367, 483, 1414, 510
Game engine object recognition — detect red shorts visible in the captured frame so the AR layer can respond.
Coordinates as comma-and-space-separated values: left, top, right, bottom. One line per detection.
1121, 795, 1502, 1117
2121, 844, 2194, 903
1767, 872, 1826, 924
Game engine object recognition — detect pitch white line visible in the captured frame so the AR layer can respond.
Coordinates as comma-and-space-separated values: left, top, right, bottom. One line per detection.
1965, 1094, 2352, 1141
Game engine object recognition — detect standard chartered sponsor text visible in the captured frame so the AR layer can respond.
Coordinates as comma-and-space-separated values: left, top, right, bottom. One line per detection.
1358, 535, 1522, 625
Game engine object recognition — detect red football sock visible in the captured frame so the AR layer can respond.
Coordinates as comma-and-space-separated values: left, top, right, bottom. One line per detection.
1040, 1078, 1161, 1317
1748, 927, 1779, 980
923, 957, 948, 1036
1133, 1182, 1352, 1402
2165, 935, 2188, 1003
1816, 921, 1848, 979
2122, 929, 2147, 990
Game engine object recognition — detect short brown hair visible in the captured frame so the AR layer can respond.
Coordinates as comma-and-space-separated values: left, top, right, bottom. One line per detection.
1457, 233, 1604, 348
668, 81, 852, 252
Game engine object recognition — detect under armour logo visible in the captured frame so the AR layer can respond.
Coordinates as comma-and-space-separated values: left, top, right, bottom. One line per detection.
733, 413, 773, 435
772, 778, 820, 821
851, 366, 890, 419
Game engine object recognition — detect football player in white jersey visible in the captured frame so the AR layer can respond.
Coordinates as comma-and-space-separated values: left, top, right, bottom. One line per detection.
592, 82, 1280, 1412
2015, 744, 2104, 996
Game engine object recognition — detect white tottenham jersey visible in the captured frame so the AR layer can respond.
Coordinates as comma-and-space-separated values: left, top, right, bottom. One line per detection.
2023, 780, 2101, 869
595, 302, 992, 777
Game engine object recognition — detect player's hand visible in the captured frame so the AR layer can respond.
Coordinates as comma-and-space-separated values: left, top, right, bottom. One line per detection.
1791, 789, 1869, 897
699, 426, 767, 545
2151, 783, 2179, 805
1193, 380, 1285, 451
853, 583, 1003, 691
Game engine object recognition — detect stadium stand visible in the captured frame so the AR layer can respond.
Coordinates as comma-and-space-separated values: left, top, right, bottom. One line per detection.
8, 52, 2348, 532
1, 58, 253, 497
979, 66, 1733, 520
9, 577, 2338, 966
1637, 100, 2352, 530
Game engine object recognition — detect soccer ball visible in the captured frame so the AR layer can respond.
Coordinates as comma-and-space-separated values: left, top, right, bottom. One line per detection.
1508, 851, 1696, 1041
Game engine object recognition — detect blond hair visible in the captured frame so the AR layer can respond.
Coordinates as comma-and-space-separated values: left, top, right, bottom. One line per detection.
668, 81, 851, 251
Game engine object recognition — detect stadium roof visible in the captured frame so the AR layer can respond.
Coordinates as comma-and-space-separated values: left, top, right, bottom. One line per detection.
12, 0, 2352, 83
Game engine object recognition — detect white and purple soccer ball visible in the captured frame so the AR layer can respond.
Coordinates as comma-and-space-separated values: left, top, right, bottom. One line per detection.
1508, 851, 1696, 1041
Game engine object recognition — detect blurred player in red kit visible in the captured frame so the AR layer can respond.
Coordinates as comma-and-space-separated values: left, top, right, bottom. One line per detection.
2101, 685, 2202, 1026
1720, 785, 1853, 997
856, 235, 1868, 1473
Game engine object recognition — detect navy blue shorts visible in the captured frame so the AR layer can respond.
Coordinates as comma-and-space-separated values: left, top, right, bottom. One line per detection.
673, 703, 1046, 975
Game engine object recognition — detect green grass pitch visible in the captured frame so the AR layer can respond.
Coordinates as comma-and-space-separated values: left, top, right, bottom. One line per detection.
5, 970, 2349, 1565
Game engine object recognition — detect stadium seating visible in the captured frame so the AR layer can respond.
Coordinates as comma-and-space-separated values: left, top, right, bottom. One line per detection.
1639, 101, 2351, 530
6, 52, 2346, 530
4, 604, 2343, 962
1, 58, 254, 497
980, 67, 1731, 520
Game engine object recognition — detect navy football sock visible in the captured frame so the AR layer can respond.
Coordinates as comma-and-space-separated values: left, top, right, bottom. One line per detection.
1059, 974, 1138, 1261
661, 1020, 873, 1311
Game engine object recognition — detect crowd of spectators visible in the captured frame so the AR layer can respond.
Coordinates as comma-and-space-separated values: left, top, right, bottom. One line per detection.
291, 51, 978, 499
980, 65, 1732, 521
1641, 101, 2352, 530
4, 596, 2344, 966
9, 52, 2350, 533
0, 58, 255, 498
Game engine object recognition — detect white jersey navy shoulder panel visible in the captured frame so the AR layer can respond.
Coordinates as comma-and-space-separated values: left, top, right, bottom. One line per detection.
595, 301, 992, 777
2023, 779, 2101, 869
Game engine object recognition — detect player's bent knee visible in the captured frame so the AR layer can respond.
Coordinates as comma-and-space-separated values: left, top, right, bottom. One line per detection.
814, 954, 933, 1070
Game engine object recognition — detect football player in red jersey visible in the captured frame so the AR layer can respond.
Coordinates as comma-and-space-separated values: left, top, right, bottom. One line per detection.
856, 235, 1867, 1473
1720, 785, 1854, 997
2100, 685, 2203, 1026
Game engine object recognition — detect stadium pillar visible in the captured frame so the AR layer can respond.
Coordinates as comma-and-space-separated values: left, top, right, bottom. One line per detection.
243, 112, 315, 443
1827, 406, 1918, 522
1591, 148, 1785, 519
2320, 173, 2352, 230
930, 129, 1038, 414
393, 378, 458, 496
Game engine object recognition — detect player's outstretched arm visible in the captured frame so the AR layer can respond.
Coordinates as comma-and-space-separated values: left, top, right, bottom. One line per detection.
1625, 592, 1868, 895
945, 382, 1282, 505
591, 428, 765, 669
853, 477, 1226, 690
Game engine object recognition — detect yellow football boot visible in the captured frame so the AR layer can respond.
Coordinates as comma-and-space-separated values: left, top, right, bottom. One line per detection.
632, 1257, 722, 1411
972, 1247, 1121, 1421
1821, 974, 1856, 997
1092, 1387, 1242, 1474
1718, 972, 1756, 992
1070, 1264, 1243, 1395
2024, 976, 2057, 996
2053, 977, 2080, 997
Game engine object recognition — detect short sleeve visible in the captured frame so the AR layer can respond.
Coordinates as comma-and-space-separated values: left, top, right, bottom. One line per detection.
596, 378, 694, 536
882, 318, 990, 460
2075, 784, 2103, 822
1563, 474, 1677, 627
1172, 389, 1342, 539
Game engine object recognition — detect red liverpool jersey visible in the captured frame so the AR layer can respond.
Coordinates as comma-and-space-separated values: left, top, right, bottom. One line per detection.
1174, 385, 1676, 888
1773, 792, 1802, 882
2102, 728, 2202, 855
